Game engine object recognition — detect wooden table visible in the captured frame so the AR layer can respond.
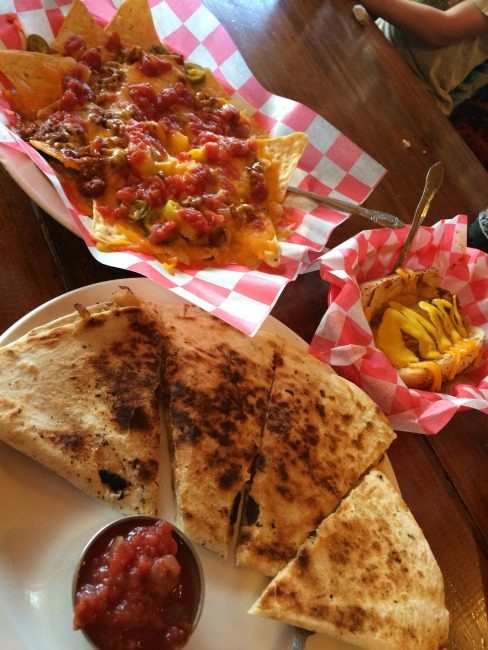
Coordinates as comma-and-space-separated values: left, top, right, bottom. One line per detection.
1, 0, 487, 647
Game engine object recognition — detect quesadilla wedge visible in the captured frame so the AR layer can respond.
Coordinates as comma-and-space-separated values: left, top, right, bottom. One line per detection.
236, 343, 396, 576
161, 304, 284, 558
0, 290, 164, 515
250, 469, 449, 650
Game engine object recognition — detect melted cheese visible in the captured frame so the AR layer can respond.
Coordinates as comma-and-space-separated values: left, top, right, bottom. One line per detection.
395, 268, 417, 291
23, 41, 307, 269
409, 361, 443, 392
447, 339, 480, 381
447, 348, 461, 380
451, 337, 482, 368
376, 295, 472, 367
409, 335, 482, 389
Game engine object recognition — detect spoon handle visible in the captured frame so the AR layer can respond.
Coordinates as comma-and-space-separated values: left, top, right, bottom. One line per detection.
291, 627, 313, 650
391, 161, 444, 271
287, 186, 405, 229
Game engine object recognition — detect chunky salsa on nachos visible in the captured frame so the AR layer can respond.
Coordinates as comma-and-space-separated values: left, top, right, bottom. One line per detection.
0, 0, 308, 269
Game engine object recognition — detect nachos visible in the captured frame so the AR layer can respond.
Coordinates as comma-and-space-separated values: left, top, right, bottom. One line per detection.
0, 0, 308, 269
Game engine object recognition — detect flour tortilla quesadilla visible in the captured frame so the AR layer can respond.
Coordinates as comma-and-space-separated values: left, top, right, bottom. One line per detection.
250, 468, 449, 650
236, 343, 397, 577
0, 290, 164, 515
161, 304, 284, 558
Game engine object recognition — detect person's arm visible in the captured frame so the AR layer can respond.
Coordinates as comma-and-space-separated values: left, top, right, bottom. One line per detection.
361, 0, 488, 47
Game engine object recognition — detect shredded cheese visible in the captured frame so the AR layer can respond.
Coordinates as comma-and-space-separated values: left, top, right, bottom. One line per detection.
447, 348, 461, 381
395, 268, 417, 285
376, 296, 470, 368
410, 361, 443, 392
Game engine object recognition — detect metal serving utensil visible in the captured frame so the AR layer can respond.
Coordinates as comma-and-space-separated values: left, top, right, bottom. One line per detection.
287, 186, 405, 229
390, 161, 444, 271
291, 627, 313, 650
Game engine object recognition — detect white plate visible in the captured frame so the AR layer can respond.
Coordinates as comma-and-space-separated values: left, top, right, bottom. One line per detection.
0, 142, 78, 236
0, 278, 396, 650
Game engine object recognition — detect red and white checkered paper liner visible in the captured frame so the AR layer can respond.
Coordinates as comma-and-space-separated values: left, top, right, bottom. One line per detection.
0, 0, 385, 336
309, 215, 488, 434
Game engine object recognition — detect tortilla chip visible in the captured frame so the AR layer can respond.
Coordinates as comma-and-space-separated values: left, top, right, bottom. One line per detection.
50, 0, 106, 53
50, 161, 93, 216
257, 133, 309, 202
92, 209, 144, 250
30, 140, 83, 170
91, 205, 273, 268
104, 0, 163, 50
0, 51, 77, 118
228, 220, 281, 268
198, 68, 232, 101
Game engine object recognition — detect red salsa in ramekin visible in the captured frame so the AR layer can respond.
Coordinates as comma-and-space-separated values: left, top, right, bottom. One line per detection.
73, 516, 204, 650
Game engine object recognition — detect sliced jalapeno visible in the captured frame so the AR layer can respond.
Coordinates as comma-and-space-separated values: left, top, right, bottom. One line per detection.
26, 34, 49, 54
184, 62, 206, 84
150, 44, 171, 55
141, 209, 162, 233
129, 200, 150, 221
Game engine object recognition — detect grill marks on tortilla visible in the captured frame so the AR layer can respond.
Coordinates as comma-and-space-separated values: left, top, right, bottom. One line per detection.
87, 312, 161, 432
249, 469, 449, 650
0, 295, 446, 646
1, 297, 397, 571
235, 342, 396, 577
0, 300, 164, 515
161, 309, 396, 570
162, 308, 283, 558
170, 344, 262, 449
